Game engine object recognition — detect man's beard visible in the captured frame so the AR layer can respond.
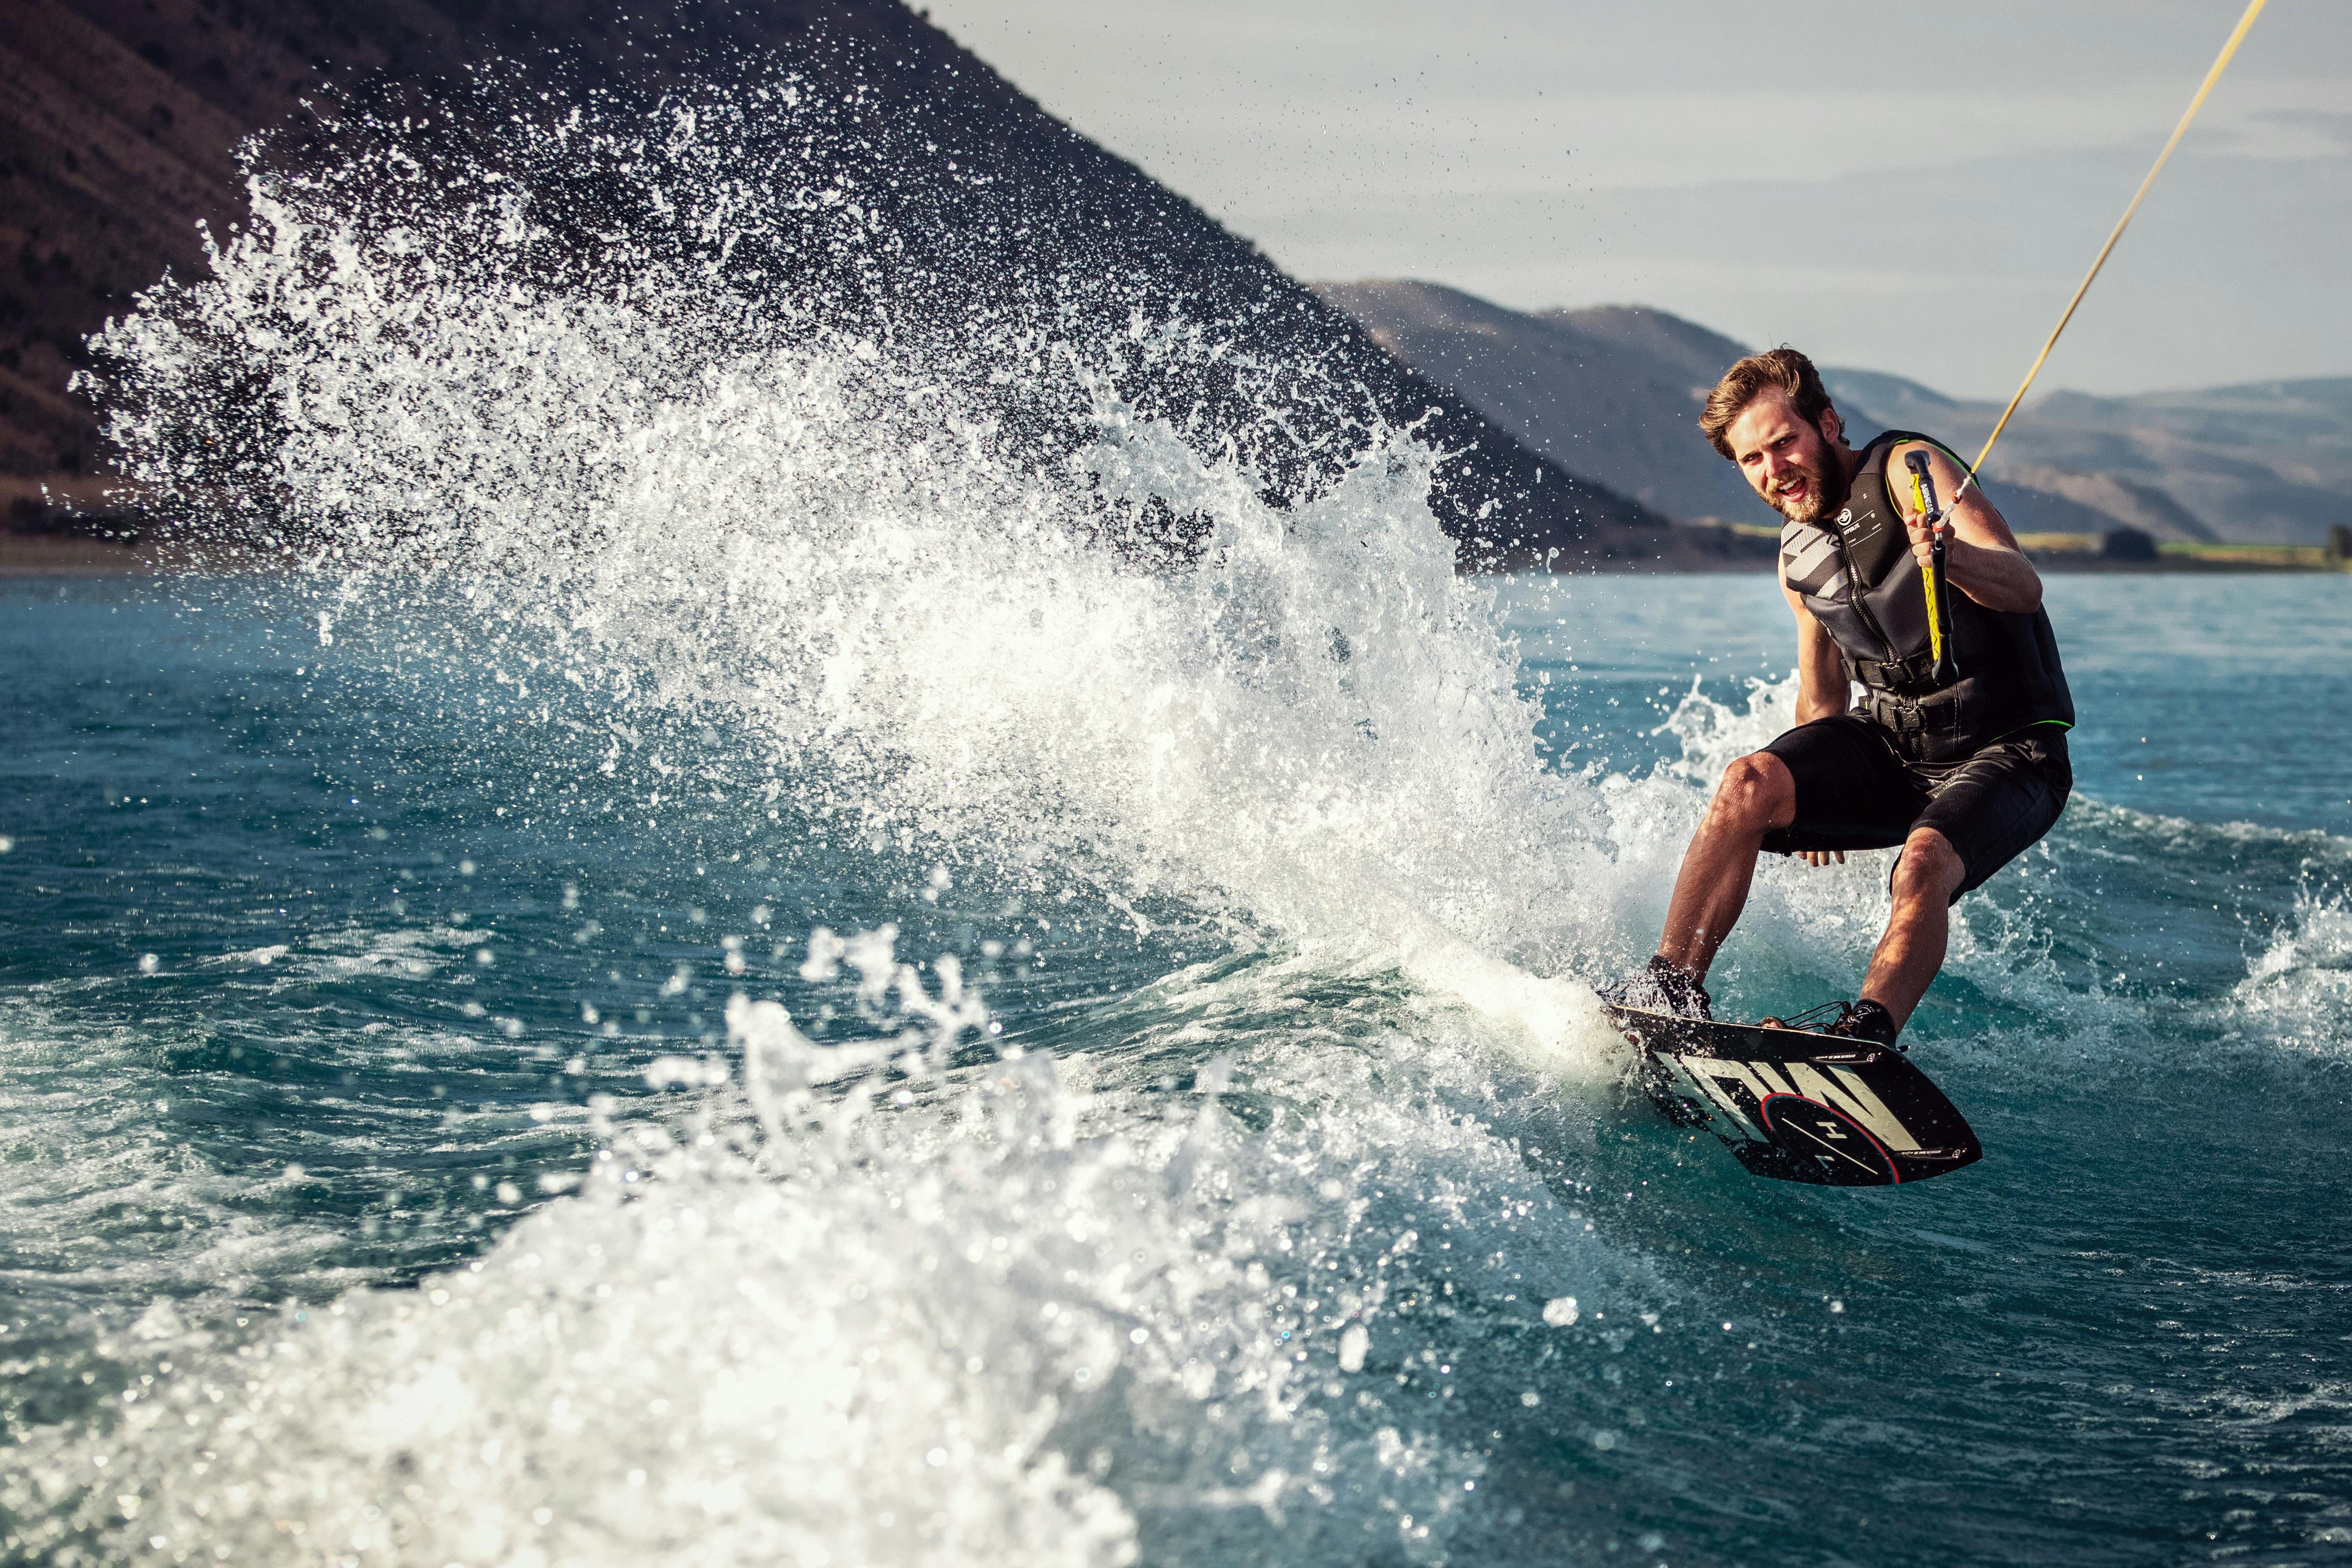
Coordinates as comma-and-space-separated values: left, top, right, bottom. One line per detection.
1772, 441, 1851, 524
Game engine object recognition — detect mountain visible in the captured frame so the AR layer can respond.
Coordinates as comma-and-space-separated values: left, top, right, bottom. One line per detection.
1977, 384, 2350, 546
1314, 281, 1766, 526
1, 0, 1698, 566
1325, 280, 2350, 544
1959, 465, 2216, 544
1817, 374, 2216, 542
1822, 369, 2352, 544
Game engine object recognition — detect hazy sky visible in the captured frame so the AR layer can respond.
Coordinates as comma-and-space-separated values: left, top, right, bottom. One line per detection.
919, 0, 2351, 398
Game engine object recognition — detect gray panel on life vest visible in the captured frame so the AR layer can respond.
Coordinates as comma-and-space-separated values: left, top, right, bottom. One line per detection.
1779, 523, 1846, 598
1782, 431, 1936, 666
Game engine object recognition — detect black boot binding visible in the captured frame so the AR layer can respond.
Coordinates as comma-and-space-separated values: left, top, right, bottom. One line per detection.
1756, 997, 1904, 1050
1639, 955, 1712, 1021
1828, 998, 1903, 1049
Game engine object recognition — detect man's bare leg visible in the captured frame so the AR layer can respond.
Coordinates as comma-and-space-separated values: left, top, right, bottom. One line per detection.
1655, 752, 1798, 979
1858, 827, 1968, 1027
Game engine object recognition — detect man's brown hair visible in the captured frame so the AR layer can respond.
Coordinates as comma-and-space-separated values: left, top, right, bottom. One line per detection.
1699, 347, 1833, 460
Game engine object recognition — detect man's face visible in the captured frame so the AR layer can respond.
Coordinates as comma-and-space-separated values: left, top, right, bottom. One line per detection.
1727, 392, 1848, 524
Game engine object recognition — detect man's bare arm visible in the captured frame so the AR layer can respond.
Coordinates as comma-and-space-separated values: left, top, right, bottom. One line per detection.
1780, 586, 1849, 866
1888, 440, 2044, 614
1783, 585, 1850, 723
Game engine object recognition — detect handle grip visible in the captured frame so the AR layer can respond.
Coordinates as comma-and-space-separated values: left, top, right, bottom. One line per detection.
1905, 451, 1961, 685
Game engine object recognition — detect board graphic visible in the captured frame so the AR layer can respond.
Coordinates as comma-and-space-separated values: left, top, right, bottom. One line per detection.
1603, 1003, 1982, 1186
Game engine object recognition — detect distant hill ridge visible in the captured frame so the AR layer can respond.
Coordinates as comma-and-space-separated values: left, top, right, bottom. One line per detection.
1321, 279, 2352, 545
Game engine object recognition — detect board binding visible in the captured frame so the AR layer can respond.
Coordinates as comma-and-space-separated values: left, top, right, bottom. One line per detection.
1603, 1001, 1982, 1187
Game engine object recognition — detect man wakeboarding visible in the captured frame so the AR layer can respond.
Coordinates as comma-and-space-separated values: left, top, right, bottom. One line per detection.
1628, 347, 2074, 1046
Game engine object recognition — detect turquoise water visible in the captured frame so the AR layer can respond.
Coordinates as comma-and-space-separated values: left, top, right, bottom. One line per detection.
4, 567, 2349, 1566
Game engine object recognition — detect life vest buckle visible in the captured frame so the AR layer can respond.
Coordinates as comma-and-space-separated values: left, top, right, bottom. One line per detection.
1858, 650, 1939, 694
1869, 691, 1926, 734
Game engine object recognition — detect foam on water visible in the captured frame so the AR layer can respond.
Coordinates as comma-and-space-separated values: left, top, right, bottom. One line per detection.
8, 929, 1651, 1567
2229, 888, 2352, 1059
0, 991, 361, 1309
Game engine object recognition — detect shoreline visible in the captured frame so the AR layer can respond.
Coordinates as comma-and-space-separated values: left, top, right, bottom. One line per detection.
1585, 552, 2350, 576
6, 532, 2343, 581
0, 534, 274, 578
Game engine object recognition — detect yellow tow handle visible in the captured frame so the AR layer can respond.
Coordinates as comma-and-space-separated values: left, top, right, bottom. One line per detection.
1911, 463, 1945, 669
1907, 451, 1958, 685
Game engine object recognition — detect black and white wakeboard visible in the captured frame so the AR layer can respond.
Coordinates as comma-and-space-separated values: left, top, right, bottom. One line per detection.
1602, 1002, 1982, 1187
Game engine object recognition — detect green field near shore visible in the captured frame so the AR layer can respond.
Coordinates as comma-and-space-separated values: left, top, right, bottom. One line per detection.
2014, 534, 2349, 568
1696, 522, 2348, 571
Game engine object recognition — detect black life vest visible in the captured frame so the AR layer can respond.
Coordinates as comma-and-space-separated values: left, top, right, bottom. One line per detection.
1778, 429, 2074, 764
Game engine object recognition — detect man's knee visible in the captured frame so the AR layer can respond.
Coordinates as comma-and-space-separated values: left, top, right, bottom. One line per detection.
1893, 828, 1966, 903
1709, 752, 1794, 833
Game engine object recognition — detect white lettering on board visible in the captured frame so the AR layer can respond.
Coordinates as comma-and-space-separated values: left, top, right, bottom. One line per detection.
1667, 1055, 1923, 1153
1785, 1063, 1921, 1152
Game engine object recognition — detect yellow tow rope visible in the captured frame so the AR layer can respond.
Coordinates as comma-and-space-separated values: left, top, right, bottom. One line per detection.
1951, 0, 2270, 504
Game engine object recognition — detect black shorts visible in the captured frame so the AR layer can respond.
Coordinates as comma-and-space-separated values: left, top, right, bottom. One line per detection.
1757, 715, 2072, 901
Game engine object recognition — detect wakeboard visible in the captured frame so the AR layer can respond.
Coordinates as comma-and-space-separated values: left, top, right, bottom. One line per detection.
1602, 1002, 1982, 1187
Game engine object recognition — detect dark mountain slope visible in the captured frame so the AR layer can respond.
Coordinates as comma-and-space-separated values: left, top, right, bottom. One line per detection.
3, 0, 1687, 565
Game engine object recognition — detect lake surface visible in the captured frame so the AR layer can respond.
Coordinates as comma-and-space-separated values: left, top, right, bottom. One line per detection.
4, 566, 2347, 1567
